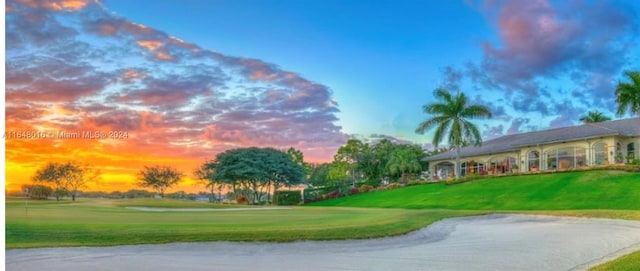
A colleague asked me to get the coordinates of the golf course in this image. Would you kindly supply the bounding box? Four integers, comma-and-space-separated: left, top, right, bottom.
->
6, 170, 640, 270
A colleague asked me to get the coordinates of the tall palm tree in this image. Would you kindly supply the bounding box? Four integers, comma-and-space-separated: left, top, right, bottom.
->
415, 89, 492, 178
579, 111, 611, 123
615, 71, 640, 116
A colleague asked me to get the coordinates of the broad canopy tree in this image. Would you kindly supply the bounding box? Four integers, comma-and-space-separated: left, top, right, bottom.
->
33, 162, 66, 201
201, 147, 305, 204
324, 139, 426, 186
194, 162, 226, 203
334, 139, 366, 186
33, 162, 99, 201
306, 163, 331, 187
138, 165, 183, 198
387, 144, 424, 184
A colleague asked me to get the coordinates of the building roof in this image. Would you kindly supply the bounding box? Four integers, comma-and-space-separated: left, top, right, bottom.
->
424, 117, 640, 161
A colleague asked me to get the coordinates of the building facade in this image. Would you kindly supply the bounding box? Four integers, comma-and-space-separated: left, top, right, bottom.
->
425, 118, 640, 179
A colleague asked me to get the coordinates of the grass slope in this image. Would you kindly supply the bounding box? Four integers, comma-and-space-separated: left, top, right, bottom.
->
590, 250, 640, 271
309, 171, 640, 210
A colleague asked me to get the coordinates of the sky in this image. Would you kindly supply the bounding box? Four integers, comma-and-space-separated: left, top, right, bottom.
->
5, 0, 640, 193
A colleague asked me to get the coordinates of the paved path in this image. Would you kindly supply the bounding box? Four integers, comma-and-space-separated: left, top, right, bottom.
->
7, 214, 640, 271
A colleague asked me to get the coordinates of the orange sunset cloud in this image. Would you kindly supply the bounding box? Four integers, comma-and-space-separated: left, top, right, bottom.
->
6, 0, 346, 194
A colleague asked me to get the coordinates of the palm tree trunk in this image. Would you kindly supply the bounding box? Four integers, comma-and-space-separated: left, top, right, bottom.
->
455, 146, 461, 179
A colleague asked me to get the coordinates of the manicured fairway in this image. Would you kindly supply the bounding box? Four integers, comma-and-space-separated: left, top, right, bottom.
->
6, 171, 640, 270
5, 198, 479, 248
8, 214, 640, 271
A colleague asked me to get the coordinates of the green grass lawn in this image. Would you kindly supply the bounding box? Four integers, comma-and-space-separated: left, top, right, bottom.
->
590, 250, 640, 271
5, 197, 479, 248
6, 171, 639, 270
308, 171, 640, 210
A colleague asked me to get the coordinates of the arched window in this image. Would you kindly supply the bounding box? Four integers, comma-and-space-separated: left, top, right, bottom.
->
594, 143, 607, 165
528, 151, 540, 171
435, 162, 454, 179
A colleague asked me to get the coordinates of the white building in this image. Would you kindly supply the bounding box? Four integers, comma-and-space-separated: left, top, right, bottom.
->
425, 117, 640, 178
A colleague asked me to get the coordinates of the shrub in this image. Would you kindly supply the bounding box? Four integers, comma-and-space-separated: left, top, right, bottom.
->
273, 190, 302, 205
324, 190, 343, 199
236, 195, 249, 205
385, 183, 400, 190
358, 184, 374, 193
349, 187, 359, 195
363, 179, 382, 187
22, 184, 53, 200
303, 184, 351, 203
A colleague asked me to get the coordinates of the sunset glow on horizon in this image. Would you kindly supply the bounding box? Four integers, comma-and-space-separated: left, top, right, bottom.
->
5, 0, 345, 193
6, 0, 640, 193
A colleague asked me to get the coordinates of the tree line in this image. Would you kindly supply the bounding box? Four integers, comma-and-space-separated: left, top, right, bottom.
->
27, 142, 433, 203
27, 70, 640, 201
29, 162, 100, 201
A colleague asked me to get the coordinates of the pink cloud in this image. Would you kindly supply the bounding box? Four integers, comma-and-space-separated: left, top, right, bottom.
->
9, 0, 90, 11
460, 0, 637, 120
6, 0, 347, 175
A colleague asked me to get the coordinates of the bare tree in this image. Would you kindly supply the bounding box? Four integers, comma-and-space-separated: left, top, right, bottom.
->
138, 166, 183, 198
62, 162, 101, 201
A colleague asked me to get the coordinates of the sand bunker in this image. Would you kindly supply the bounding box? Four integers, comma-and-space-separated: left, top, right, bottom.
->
7, 214, 640, 271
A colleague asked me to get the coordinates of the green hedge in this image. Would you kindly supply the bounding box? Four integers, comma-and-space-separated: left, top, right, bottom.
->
273, 190, 302, 205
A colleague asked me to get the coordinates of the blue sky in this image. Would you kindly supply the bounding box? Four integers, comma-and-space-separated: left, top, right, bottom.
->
102, 0, 640, 143
101, 1, 492, 143
5, 0, 640, 190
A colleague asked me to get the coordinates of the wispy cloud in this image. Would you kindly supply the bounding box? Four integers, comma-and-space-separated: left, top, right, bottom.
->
5, 0, 347, 191
448, 0, 638, 137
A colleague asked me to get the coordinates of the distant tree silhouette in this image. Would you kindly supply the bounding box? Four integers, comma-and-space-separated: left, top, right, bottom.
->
33, 162, 99, 201
138, 165, 183, 198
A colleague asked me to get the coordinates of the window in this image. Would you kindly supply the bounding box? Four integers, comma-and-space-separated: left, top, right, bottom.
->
488, 156, 515, 174
528, 151, 540, 171
545, 147, 587, 169
628, 143, 636, 160
462, 160, 485, 176
594, 143, 607, 165
435, 162, 454, 179
615, 142, 624, 163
